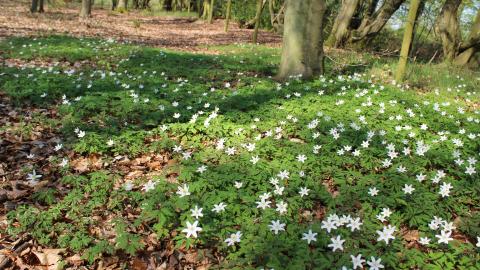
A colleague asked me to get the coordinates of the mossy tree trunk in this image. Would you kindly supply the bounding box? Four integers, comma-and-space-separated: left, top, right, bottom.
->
435, 0, 461, 62
396, 0, 421, 82
252, 0, 264, 43
208, 0, 215, 23
80, 0, 92, 18
224, 0, 232, 32
202, 0, 210, 20
454, 10, 480, 67
351, 0, 405, 43
326, 0, 361, 48
277, 0, 326, 80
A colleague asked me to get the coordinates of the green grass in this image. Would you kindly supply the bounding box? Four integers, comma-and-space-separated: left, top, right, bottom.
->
1, 36, 480, 269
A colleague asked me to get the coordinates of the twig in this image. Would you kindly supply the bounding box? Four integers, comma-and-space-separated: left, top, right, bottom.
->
427, 49, 438, 65
0, 239, 32, 269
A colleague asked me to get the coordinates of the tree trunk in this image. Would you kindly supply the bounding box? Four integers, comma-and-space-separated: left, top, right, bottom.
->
435, 0, 461, 62
326, 0, 361, 48
277, 0, 326, 80
80, 0, 92, 18
112, 0, 118, 10
454, 9, 480, 66
352, 0, 405, 43
208, 0, 215, 23
117, 0, 128, 10
38, 0, 45, 13
252, 0, 264, 43
31, 0, 39, 13
224, 0, 232, 32
396, 0, 421, 82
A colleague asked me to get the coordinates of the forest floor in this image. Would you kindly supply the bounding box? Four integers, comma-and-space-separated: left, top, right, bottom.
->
0, 0, 281, 53
1, 1, 480, 270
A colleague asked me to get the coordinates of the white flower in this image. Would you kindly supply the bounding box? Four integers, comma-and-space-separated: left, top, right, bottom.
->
296, 154, 307, 163
419, 237, 431, 246
275, 201, 288, 215
268, 220, 286, 234
274, 185, 284, 195
346, 217, 362, 232
26, 170, 42, 185
277, 170, 289, 180
436, 229, 453, 244
321, 219, 338, 233
351, 254, 365, 269
197, 165, 207, 174
439, 182, 452, 197
182, 221, 202, 238
402, 184, 415, 195
59, 158, 68, 167
299, 187, 310, 197
54, 143, 63, 151
142, 180, 156, 192
250, 155, 260, 164
225, 231, 242, 246
302, 229, 317, 244
366, 256, 384, 270
476, 236, 480, 248
376, 225, 396, 245
368, 187, 379, 196
190, 205, 203, 219
212, 202, 227, 213
234, 181, 243, 189
77, 130, 86, 138
328, 235, 345, 252
256, 199, 271, 210
176, 184, 191, 197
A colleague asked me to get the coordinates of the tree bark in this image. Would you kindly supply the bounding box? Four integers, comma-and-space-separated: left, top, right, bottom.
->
38, 0, 45, 13
31, 0, 39, 13
396, 0, 421, 82
112, 0, 118, 10
454, 9, 480, 67
117, 0, 128, 10
277, 0, 326, 80
202, 0, 209, 19
326, 0, 361, 48
208, 0, 215, 23
352, 0, 405, 42
252, 0, 264, 43
224, 0, 232, 32
435, 0, 461, 62
80, 0, 92, 18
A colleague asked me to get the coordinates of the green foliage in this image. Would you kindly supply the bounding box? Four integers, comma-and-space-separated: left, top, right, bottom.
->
2, 36, 479, 269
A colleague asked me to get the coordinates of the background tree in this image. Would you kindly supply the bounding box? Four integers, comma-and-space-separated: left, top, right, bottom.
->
224, 0, 232, 32
208, 0, 215, 23
117, 0, 128, 11
80, 0, 92, 18
351, 0, 405, 44
252, 0, 265, 43
277, 0, 326, 80
454, 9, 480, 66
30, 0, 45, 13
435, 0, 462, 62
326, 0, 361, 48
396, 0, 422, 81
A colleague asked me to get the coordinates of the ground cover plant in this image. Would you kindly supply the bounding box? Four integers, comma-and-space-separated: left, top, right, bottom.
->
1, 35, 480, 269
